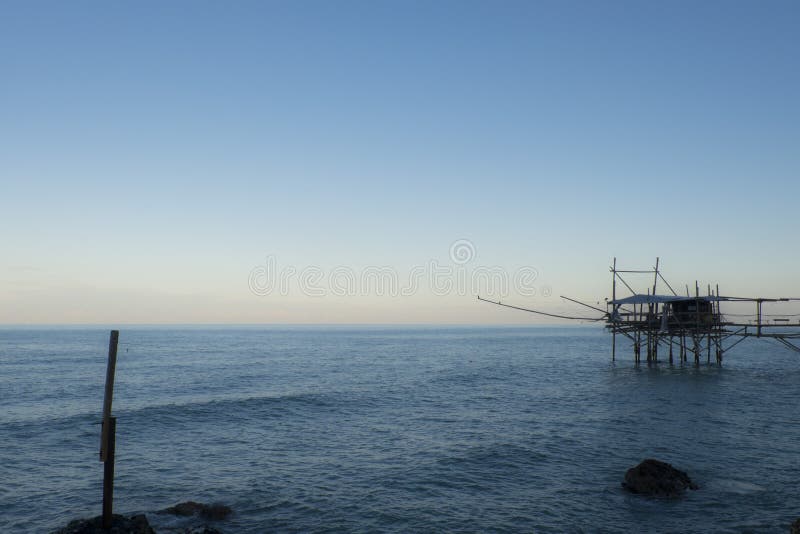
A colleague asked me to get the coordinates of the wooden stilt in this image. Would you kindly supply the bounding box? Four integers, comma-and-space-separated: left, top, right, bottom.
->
653, 332, 658, 363
680, 333, 686, 363
612, 330, 616, 362
612, 258, 616, 362
669, 337, 674, 364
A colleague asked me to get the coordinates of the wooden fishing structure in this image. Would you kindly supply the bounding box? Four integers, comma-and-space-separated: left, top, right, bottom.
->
479, 258, 800, 365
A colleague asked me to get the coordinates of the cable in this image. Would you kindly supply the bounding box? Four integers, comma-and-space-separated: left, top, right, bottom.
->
477, 296, 605, 321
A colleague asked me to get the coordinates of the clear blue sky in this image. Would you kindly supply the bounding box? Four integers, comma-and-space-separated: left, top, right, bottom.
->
2, 1, 798, 323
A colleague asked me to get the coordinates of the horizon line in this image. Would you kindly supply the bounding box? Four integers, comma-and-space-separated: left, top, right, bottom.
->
0, 322, 601, 328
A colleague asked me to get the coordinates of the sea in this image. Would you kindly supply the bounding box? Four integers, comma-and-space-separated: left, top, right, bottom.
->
1, 326, 798, 533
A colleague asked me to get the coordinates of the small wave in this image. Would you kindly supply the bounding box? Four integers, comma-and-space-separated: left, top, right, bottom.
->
0, 390, 356, 434
707, 478, 767, 495
119, 390, 354, 427
433, 442, 549, 479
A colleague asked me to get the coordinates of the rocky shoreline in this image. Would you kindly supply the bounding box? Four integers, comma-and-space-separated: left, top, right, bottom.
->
53, 481, 800, 532
52, 501, 231, 534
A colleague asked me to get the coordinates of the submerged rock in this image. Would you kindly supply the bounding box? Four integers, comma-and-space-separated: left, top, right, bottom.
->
622, 458, 698, 497
184, 527, 223, 534
158, 501, 232, 520
52, 513, 154, 534
791, 517, 800, 534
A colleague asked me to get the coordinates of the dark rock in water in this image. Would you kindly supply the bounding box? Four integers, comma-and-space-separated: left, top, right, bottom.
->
622, 458, 698, 497
184, 527, 223, 534
52, 513, 154, 534
790, 517, 800, 534
159, 501, 232, 520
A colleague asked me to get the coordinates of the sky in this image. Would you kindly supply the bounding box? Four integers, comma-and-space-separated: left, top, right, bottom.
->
1, 0, 798, 324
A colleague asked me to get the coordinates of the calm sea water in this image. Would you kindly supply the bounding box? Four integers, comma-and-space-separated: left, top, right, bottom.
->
1, 326, 798, 533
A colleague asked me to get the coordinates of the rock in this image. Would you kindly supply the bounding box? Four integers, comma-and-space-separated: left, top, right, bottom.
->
184, 527, 223, 534
791, 517, 800, 534
622, 458, 698, 497
52, 513, 154, 534
158, 501, 232, 520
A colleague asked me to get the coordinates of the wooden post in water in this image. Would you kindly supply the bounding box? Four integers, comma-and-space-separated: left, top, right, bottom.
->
669, 336, 673, 365
102, 417, 117, 528
716, 284, 723, 365
653, 328, 658, 363
611, 258, 616, 362
756, 300, 763, 338
694, 282, 700, 366
707, 285, 712, 364
100, 330, 119, 529
682, 333, 686, 363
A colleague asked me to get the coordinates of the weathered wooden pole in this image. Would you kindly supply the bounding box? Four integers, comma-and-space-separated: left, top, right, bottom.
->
653, 329, 658, 363
682, 333, 687, 363
612, 258, 616, 362
100, 330, 119, 529
756, 300, 763, 338
669, 336, 674, 365
716, 284, 723, 365
102, 417, 117, 528
652, 257, 659, 295
694, 283, 700, 366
